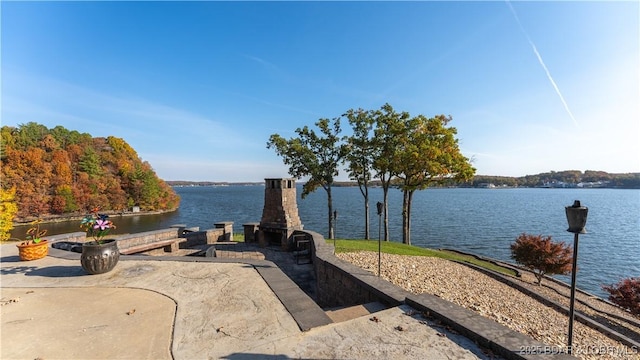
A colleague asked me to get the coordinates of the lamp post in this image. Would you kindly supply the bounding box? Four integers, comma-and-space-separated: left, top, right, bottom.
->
376, 202, 383, 277
565, 200, 588, 355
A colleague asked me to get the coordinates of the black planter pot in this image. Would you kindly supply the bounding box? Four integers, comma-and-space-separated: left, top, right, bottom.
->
81, 239, 120, 275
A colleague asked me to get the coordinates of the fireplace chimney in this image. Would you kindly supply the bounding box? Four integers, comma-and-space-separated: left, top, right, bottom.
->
258, 178, 303, 249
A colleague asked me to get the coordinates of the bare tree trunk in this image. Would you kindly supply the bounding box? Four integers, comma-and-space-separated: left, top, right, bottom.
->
326, 186, 334, 239
406, 190, 414, 246
382, 186, 390, 241
357, 179, 371, 240
364, 194, 371, 240
363, 186, 370, 239
402, 189, 409, 244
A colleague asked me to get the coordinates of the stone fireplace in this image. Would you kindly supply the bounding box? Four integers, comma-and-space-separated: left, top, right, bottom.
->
258, 178, 303, 250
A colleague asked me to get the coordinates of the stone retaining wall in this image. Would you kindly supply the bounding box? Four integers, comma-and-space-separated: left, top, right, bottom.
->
301, 230, 405, 308
302, 229, 576, 360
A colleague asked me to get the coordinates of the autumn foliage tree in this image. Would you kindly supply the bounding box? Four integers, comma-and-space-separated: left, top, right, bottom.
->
0, 187, 19, 241
510, 233, 573, 285
602, 277, 640, 316
1, 122, 180, 221
392, 114, 475, 245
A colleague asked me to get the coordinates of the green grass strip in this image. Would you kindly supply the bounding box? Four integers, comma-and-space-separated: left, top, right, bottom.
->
329, 238, 518, 277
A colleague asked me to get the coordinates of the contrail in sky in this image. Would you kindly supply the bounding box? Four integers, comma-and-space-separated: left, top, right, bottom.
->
506, 1, 579, 127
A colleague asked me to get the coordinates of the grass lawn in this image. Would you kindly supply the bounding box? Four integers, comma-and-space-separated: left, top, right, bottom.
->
232, 233, 245, 242
329, 238, 518, 277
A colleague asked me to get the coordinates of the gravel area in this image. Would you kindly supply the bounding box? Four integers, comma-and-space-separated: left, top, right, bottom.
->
514, 271, 640, 344
337, 251, 640, 360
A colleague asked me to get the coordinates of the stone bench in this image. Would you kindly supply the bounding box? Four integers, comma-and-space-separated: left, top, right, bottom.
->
115, 228, 183, 255
119, 238, 184, 255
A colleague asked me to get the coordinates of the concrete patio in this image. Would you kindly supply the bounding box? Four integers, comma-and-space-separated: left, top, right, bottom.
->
1, 244, 499, 360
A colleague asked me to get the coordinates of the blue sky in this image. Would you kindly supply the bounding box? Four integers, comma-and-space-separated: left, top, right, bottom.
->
2, 1, 639, 182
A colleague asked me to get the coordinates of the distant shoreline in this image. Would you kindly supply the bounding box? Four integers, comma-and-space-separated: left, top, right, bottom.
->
12, 208, 179, 227
166, 176, 640, 189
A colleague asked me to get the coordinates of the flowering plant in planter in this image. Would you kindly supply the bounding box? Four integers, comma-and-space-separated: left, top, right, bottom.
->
24, 219, 47, 245
15, 219, 49, 261
80, 208, 116, 245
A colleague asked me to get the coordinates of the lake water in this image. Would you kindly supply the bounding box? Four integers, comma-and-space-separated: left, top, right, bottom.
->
12, 185, 639, 298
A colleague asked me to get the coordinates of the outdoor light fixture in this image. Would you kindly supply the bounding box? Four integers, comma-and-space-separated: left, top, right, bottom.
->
376, 201, 384, 277
565, 200, 588, 355
566, 200, 588, 234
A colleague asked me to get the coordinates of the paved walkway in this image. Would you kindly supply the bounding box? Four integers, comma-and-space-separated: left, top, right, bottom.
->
1, 244, 497, 360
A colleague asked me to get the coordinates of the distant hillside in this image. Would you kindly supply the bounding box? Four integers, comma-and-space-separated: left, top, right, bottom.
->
471, 170, 640, 189
170, 171, 639, 189
334, 170, 639, 188
1, 122, 180, 221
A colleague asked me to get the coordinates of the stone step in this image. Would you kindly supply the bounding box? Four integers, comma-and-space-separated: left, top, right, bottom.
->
324, 302, 388, 323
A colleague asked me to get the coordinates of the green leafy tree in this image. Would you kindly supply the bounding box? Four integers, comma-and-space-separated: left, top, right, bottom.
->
54, 185, 78, 213
371, 104, 409, 241
344, 108, 376, 239
79, 147, 103, 178
14, 122, 48, 149
394, 114, 475, 245
139, 163, 162, 210
49, 126, 88, 148
1, 126, 17, 161
510, 233, 573, 285
268, 118, 347, 239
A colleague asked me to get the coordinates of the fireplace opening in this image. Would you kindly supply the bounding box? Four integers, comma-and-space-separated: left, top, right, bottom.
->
262, 229, 287, 247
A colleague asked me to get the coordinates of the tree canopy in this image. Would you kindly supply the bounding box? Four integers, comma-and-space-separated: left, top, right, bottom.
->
268, 104, 475, 243
393, 114, 475, 244
344, 108, 376, 239
1, 122, 180, 221
267, 118, 347, 239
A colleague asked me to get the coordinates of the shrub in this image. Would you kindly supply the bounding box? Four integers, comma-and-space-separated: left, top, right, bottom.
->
602, 277, 640, 316
510, 233, 573, 285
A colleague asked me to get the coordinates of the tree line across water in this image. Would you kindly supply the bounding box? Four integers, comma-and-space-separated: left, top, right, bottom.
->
167, 169, 640, 189
470, 171, 639, 188
0, 122, 180, 229
333, 169, 640, 188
